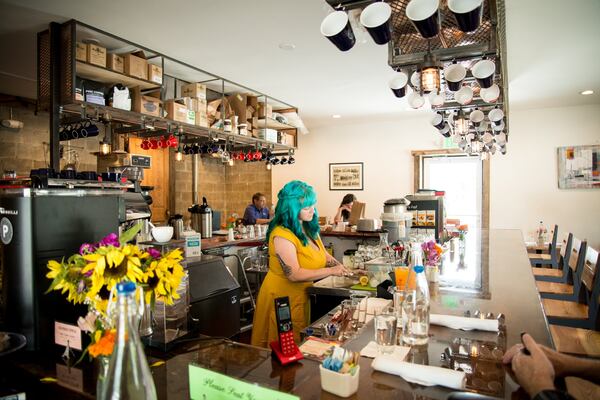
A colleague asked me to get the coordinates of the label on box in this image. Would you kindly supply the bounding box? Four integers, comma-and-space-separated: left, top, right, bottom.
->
186, 110, 196, 125
54, 321, 82, 350
189, 365, 299, 400
185, 234, 201, 258
85, 90, 105, 106
75, 42, 87, 62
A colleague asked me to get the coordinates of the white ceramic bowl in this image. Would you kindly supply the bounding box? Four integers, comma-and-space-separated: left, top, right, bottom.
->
152, 226, 173, 243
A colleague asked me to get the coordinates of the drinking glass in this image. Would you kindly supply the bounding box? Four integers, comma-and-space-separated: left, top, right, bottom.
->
394, 266, 409, 289
350, 293, 369, 327
374, 307, 397, 354
339, 300, 357, 340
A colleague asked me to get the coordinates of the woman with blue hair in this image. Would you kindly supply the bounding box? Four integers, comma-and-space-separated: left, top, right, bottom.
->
251, 180, 351, 348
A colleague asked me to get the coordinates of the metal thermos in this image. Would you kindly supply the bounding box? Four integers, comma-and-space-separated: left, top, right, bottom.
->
169, 214, 184, 240
189, 197, 212, 238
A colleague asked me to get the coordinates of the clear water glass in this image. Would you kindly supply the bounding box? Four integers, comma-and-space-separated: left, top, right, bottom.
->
374, 307, 397, 354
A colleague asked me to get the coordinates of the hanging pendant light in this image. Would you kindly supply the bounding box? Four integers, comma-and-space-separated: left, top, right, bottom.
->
453, 109, 469, 136
419, 52, 441, 94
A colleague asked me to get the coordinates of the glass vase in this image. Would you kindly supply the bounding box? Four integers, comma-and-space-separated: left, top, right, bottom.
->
96, 355, 110, 396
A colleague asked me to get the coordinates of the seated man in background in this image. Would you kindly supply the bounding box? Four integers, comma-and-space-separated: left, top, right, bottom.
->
243, 192, 271, 225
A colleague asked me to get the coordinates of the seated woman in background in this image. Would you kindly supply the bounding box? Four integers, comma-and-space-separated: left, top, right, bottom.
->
251, 180, 351, 348
333, 193, 356, 224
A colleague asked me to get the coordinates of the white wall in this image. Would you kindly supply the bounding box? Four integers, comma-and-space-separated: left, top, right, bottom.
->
274, 104, 600, 248
272, 111, 441, 221
491, 104, 600, 248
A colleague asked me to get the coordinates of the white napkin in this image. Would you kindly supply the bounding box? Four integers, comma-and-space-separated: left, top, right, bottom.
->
360, 341, 410, 359
372, 355, 466, 390
430, 314, 499, 332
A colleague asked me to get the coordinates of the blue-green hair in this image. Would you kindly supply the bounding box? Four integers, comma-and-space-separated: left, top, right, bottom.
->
266, 180, 320, 246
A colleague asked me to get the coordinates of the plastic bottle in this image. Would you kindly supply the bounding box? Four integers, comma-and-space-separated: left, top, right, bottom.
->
402, 265, 430, 345
537, 221, 547, 245
99, 281, 157, 400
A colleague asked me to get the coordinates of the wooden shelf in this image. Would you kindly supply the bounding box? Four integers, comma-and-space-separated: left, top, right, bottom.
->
61, 102, 296, 151
255, 117, 297, 130
76, 61, 160, 90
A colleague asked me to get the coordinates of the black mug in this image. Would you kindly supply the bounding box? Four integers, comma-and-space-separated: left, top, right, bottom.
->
406, 0, 440, 39
472, 59, 496, 89
389, 72, 409, 98
360, 2, 392, 45
321, 11, 356, 52
448, 0, 484, 33
60, 169, 76, 180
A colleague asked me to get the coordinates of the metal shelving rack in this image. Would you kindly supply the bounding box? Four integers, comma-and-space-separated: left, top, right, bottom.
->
37, 20, 299, 170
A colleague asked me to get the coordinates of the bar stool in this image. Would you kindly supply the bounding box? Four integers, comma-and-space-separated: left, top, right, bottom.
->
533, 233, 572, 282
528, 224, 559, 269
536, 238, 586, 301
546, 247, 600, 357
543, 246, 600, 330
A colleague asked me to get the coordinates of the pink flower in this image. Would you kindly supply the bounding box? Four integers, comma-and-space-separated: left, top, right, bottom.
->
79, 243, 95, 255
148, 248, 161, 259
100, 233, 120, 247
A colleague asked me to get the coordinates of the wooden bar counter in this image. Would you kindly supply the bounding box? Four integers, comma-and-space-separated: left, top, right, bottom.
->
1, 229, 552, 399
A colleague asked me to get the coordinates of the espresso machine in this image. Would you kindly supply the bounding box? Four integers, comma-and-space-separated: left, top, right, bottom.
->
97, 153, 152, 193
0, 188, 125, 350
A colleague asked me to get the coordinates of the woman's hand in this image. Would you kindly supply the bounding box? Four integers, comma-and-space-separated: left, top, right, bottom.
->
340, 204, 352, 212
328, 263, 352, 277
508, 333, 556, 398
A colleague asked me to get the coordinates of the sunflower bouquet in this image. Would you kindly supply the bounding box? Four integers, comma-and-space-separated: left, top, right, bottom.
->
45, 223, 185, 358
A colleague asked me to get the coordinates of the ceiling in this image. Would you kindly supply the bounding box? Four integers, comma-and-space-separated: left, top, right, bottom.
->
0, 0, 598, 128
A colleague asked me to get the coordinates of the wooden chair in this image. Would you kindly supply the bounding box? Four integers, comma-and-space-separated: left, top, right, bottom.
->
529, 224, 559, 269
536, 238, 586, 301
533, 233, 572, 283
543, 246, 600, 330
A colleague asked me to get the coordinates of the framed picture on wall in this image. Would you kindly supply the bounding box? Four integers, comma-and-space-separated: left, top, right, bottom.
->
557, 145, 600, 189
329, 162, 364, 191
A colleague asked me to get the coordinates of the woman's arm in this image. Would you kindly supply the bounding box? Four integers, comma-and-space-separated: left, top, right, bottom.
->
333, 204, 351, 224
274, 236, 350, 282
325, 251, 343, 267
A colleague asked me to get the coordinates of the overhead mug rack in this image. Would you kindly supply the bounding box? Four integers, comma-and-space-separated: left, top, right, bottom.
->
37, 20, 301, 170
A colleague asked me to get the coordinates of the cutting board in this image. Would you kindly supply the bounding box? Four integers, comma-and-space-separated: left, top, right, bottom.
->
350, 284, 377, 292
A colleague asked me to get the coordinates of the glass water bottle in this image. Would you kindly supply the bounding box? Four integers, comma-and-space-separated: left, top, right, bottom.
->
402, 265, 430, 345
99, 281, 157, 400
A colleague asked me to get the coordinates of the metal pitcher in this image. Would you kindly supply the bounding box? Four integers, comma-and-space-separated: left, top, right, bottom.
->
169, 214, 184, 240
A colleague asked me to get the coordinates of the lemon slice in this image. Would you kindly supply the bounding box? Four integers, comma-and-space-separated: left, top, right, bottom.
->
359, 276, 369, 286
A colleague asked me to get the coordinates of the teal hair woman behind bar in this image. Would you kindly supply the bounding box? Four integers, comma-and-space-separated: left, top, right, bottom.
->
251, 180, 350, 348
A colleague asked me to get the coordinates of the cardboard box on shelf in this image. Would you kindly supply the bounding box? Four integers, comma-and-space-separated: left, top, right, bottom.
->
76, 42, 87, 62
164, 99, 190, 123
257, 102, 273, 119
197, 98, 207, 114
124, 53, 148, 80
131, 87, 161, 117
227, 92, 247, 125
181, 82, 206, 99
182, 97, 195, 111
107, 53, 124, 73
246, 105, 255, 120
195, 112, 209, 127
86, 44, 107, 67
148, 64, 163, 84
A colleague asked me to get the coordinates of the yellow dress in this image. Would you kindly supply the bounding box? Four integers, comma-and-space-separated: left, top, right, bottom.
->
250, 226, 326, 348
